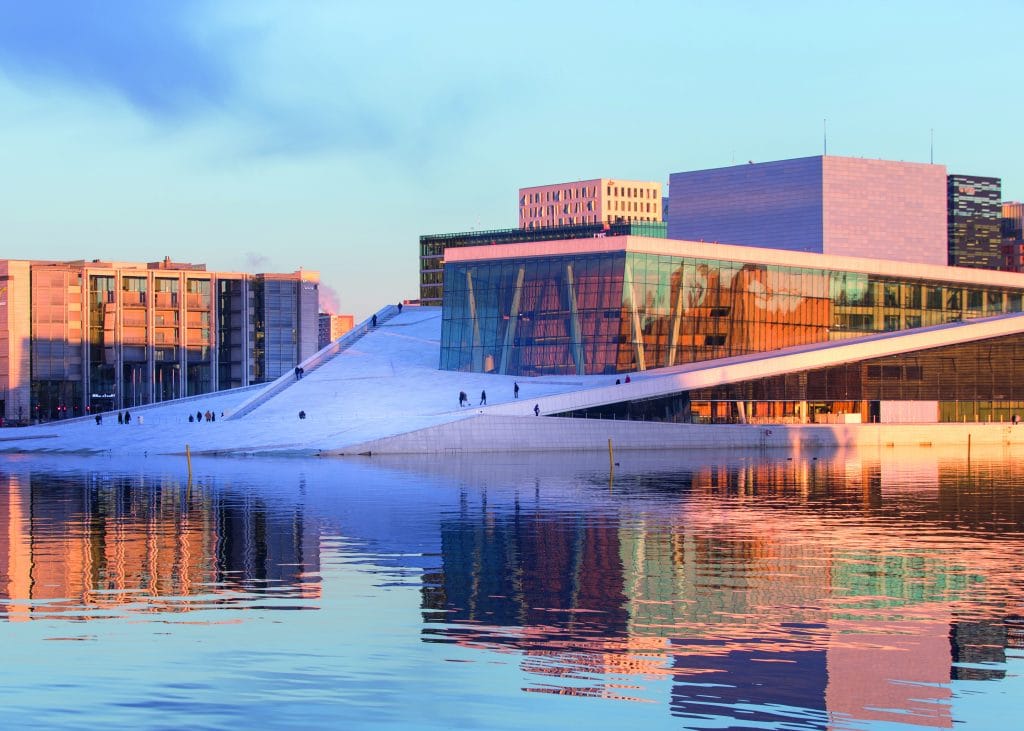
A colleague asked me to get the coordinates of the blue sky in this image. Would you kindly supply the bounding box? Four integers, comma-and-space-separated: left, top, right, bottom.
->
0, 1, 1021, 318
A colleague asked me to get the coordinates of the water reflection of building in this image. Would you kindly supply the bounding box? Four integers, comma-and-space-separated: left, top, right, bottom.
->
0, 470, 319, 620
422, 456, 1024, 727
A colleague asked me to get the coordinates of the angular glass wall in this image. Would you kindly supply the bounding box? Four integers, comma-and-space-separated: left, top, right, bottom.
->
441, 251, 1024, 376
441, 253, 626, 376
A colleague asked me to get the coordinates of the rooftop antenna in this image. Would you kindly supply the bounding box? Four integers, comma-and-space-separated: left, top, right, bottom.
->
823, 118, 828, 156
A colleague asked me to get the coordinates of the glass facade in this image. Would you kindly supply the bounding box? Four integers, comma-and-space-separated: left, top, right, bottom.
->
88, 274, 117, 414
948, 174, 1002, 270
420, 221, 666, 306
217, 278, 249, 389
554, 332, 1024, 425
440, 249, 1024, 377
7, 260, 318, 423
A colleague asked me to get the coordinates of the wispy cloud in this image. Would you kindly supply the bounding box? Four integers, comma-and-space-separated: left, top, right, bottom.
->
0, 2, 506, 163
0, 1, 233, 119
318, 282, 341, 314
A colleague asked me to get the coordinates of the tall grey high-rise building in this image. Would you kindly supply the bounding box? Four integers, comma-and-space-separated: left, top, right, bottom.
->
947, 174, 1002, 269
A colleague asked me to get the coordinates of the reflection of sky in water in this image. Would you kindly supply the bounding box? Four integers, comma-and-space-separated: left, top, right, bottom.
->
0, 451, 1022, 729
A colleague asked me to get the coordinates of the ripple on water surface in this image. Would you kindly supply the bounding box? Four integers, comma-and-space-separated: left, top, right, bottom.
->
0, 449, 1022, 729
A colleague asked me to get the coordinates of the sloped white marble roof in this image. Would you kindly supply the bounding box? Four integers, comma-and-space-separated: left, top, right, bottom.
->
4, 307, 1024, 457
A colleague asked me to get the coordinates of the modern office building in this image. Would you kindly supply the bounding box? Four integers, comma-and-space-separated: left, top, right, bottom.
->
439, 234, 1024, 422
0, 258, 319, 423
318, 313, 355, 349
1004, 202, 1024, 240
947, 174, 1002, 269
519, 179, 662, 230
667, 156, 948, 265
419, 220, 666, 306
1002, 202, 1024, 273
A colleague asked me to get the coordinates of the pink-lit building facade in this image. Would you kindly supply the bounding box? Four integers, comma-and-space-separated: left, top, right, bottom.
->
0, 258, 319, 423
1003, 201, 1024, 273
667, 156, 949, 265
519, 178, 662, 230
318, 313, 355, 349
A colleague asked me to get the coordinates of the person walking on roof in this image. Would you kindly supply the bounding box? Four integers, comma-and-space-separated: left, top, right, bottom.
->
513, 382, 519, 399
480, 390, 487, 406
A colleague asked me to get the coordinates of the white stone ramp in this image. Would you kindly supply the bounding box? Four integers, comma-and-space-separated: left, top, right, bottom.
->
0, 307, 593, 455
6, 308, 1024, 456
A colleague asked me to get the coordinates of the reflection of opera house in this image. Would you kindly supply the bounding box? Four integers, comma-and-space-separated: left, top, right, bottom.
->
441, 236, 1024, 424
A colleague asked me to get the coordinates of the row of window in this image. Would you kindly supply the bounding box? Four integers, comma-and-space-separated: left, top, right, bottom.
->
521, 186, 596, 205
606, 185, 658, 199
520, 184, 660, 207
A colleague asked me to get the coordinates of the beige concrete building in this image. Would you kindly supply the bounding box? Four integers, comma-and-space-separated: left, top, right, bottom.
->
519, 178, 662, 230
318, 313, 355, 349
0, 258, 319, 423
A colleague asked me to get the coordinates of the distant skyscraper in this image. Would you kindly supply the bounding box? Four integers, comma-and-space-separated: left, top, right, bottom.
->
519, 178, 662, 230
947, 174, 1002, 269
668, 156, 948, 265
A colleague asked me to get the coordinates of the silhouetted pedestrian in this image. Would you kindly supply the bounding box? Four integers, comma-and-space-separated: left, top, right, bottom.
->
534, 404, 540, 416
513, 382, 519, 399
625, 375, 631, 383
295, 366, 301, 380
615, 379, 621, 385
189, 414, 194, 423
211, 411, 216, 422
397, 302, 403, 314
480, 390, 487, 405
118, 412, 123, 425
196, 410, 202, 422
125, 410, 131, 424
95, 414, 102, 425
459, 391, 468, 407
372, 313, 378, 327
299, 410, 306, 419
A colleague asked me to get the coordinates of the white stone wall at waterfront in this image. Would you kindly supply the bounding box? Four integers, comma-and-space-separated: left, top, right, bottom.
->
335, 416, 1024, 456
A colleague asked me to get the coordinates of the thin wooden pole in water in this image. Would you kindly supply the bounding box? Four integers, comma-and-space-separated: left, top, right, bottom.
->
186, 443, 193, 481
608, 438, 614, 489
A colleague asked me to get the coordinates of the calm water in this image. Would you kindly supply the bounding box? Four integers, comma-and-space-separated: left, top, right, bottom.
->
1, 448, 1022, 730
